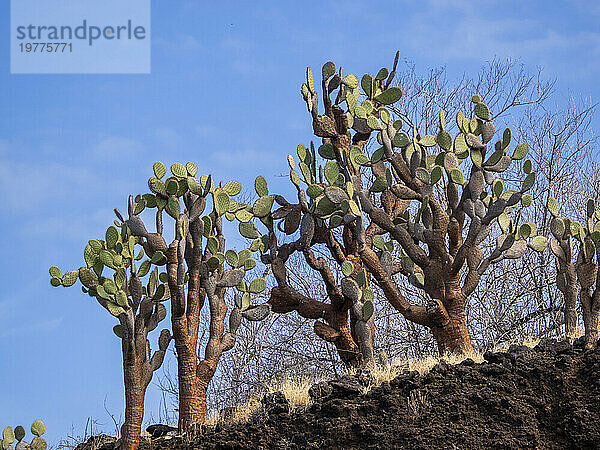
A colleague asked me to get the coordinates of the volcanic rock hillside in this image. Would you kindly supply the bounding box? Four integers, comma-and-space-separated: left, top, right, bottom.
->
79, 338, 600, 450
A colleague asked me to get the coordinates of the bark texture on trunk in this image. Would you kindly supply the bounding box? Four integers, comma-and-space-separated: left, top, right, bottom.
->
431, 311, 474, 355
562, 263, 578, 341
430, 278, 474, 355
174, 327, 202, 430
581, 289, 600, 349
121, 353, 146, 450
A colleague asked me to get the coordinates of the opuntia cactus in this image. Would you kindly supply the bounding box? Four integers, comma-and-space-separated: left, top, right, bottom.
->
126, 163, 270, 431
1, 421, 46, 450
259, 53, 543, 357
50, 210, 171, 450
547, 196, 600, 347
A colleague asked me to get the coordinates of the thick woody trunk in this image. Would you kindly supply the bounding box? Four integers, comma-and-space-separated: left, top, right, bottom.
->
174, 327, 203, 430
582, 302, 599, 349
197, 379, 209, 424
562, 264, 578, 341
429, 278, 474, 355
121, 355, 146, 450
431, 311, 474, 355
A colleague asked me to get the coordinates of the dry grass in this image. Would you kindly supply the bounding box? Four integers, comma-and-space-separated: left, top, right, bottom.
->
207, 374, 327, 427
210, 333, 586, 427
211, 350, 491, 426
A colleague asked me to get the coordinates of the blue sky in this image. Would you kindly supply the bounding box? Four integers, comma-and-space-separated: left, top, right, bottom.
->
1, 0, 599, 446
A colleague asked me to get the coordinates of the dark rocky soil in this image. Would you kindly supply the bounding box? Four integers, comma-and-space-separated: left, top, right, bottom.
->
79, 338, 600, 449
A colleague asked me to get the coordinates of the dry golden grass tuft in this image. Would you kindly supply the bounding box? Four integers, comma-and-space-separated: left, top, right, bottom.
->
207, 374, 327, 427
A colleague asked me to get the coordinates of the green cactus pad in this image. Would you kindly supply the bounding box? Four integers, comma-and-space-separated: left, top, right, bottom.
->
151, 250, 166, 265
363, 300, 374, 321
3, 427, 14, 445
115, 290, 128, 308
148, 177, 167, 196
343, 74, 359, 89
521, 194, 533, 207
166, 196, 181, 219
374, 87, 402, 105
137, 260, 151, 277
521, 172, 536, 192
547, 197, 559, 216
185, 162, 197, 177
224, 180, 242, 196
207, 236, 219, 255
323, 162, 340, 185
50, 277, 62, 287
341, 260, 354, 277
165, 178, 179, 196
100, 250, 114, 267
49, 266, 61, 278
512, 143, 529, 160
248, 277, 267, 294
153, 161, 166, 179
186, 176, 202, 195
474, 102, 490, 121
502, 128, 512, 149
62, 270, 79, 287
370, 176, 388, 193
113, 324, 123, 338
153, 283, 166, 301
30, 421, 45, 438
528, 236, 548, 252
255, 176, 268, 197
215, 192, 230, 216
106, 301, 125, 317
105, 226, 119, 249
242, 292, 251, 309
430, 166, 443, 185
306, 184, 324, 199
587, 199, 596, 218
170, 163, 187, 179
103, 279, 117, 295
13, 427, 25, 443
322, 61, 335, 80
225, 249, 239, 267
253, 196, 274, 218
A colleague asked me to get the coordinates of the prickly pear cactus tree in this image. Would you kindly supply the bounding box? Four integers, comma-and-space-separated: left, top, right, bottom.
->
547, 197, 600, 348
50, 210, 171, 450
288, 52, 544, 355
1, 421, 46, 450
244, 169, 376, 368
128, 162, 270, 430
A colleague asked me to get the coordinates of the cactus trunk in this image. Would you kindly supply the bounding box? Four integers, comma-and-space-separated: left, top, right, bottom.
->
174, 323, 203, 430
121, 347, 146, 450
430, 278, 474, 355
431, 311, 474, 355
562, 264, 578, 341
581, 289, 600, 349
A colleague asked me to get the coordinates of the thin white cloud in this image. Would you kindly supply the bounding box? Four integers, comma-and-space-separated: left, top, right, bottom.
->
90, 136, 145, 160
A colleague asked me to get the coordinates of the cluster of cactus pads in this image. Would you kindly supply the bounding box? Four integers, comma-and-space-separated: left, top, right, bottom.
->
547, 197, 600, 347
1, 421, 46, 450
50, 162, 271, 449
245, 52, 547, 358
47, 53, 600, 450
